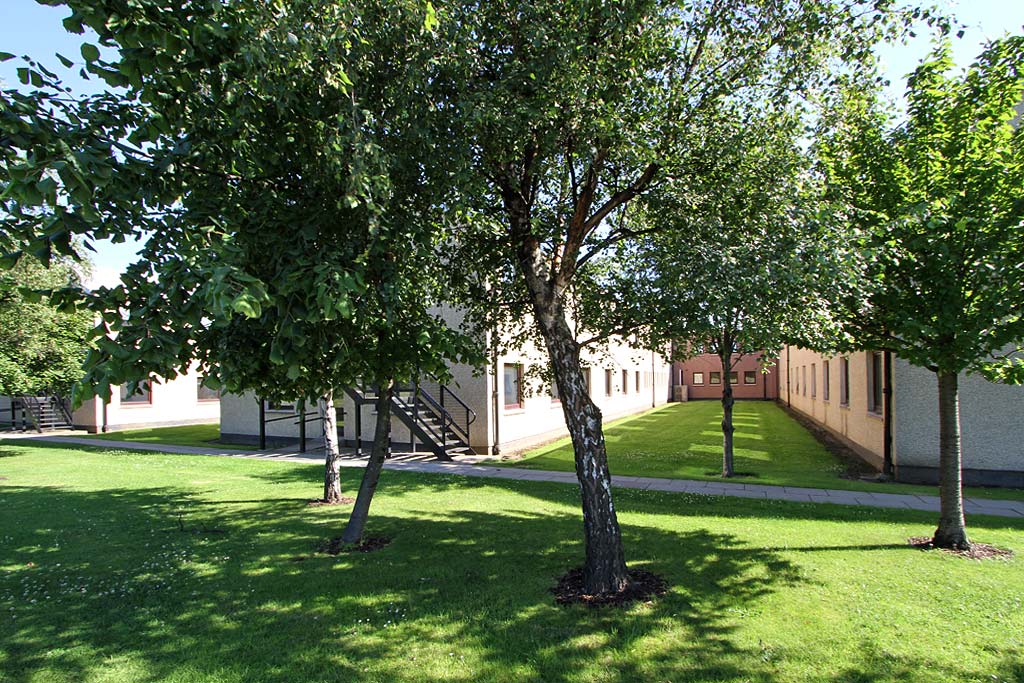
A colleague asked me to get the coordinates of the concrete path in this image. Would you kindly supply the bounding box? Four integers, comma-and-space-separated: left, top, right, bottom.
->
13, 434, 1024, 519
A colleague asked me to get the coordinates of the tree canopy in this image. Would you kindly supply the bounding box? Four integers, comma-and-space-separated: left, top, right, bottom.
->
819, 37, 1024, 548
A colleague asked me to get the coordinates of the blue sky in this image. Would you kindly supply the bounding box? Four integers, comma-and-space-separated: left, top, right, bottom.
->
2, 0, 1023, 287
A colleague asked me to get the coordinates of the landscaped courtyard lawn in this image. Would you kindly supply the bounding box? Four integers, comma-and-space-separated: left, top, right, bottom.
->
83, 423, 256, 450
1, 441, 1022, 683
511, 401, 1024, 501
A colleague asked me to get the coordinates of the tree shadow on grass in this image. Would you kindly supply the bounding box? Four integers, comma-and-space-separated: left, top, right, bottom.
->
1, 471, 1020, 683
0, 480, 803, 682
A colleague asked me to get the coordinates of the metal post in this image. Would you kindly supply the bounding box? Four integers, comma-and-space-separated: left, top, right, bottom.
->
258, 398, 266, 450
411, 380, 418, 454
354, 398, 362, 456
440, 385, 447, 454
298, 398, 306, 453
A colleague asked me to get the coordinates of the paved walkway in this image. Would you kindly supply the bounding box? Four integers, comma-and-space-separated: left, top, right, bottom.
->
13, 434, 1024, 519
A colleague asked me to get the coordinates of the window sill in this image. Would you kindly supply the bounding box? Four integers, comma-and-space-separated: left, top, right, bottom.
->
867, 410, 884, 420
504, 407, 526, 416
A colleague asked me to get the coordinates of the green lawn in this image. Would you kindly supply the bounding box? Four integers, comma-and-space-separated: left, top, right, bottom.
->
1, 441, 1022, 683
510, 401, 1024, 501
83, 423, 257, 450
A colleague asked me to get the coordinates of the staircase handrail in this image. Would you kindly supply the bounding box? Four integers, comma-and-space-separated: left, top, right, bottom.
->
15, 395, 44, 432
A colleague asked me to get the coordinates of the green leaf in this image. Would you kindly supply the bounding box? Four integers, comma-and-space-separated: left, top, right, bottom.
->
0, 52, 16, 62
80, 43, 100, 63
424, 2, 439, 32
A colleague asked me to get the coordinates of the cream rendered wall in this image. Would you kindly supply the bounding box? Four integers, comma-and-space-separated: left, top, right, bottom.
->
216, 304, 671, 455
493, 337, 670, 454
779, 346, 884, 468
893, 358, 1024, 476
73, 368, 220, 432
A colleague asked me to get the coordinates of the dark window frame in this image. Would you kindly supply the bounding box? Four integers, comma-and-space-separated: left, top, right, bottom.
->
503, 363, 524, 410
868, 351, 883, 414
120, 381, 153, 405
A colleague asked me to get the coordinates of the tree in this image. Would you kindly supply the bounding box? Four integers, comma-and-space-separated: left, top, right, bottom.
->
438, 0, 896, 594
0, 255, 92, 398
611, 110, 844, 477
819, 37, 1024, 549
1, 0, 479, 520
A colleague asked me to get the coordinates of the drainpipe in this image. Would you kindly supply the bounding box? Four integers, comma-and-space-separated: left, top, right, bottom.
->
883, 350, 894, 478
651, 350, 656, 407
491, 331, 501, 456
785, 347, 791, 408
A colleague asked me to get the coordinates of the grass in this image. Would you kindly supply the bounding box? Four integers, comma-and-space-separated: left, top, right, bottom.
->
82, 423, 257, 450
509, 401, 1024, 501
1, 440, 1022, 683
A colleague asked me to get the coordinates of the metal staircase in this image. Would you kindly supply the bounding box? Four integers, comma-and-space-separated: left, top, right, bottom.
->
345, 375, 476, 460
11, 394, 74, 432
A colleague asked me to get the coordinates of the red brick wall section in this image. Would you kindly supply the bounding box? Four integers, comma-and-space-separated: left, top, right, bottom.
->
672, 354, 779, 400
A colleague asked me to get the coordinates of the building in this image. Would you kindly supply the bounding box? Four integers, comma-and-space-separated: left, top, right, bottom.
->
219, 311, 672, 456
671, 353, 779, 401
3, 368, 221, 433
779, 346, 1024, 488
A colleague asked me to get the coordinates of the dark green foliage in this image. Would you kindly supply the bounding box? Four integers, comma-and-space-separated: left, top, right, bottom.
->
1, 0, 483, 405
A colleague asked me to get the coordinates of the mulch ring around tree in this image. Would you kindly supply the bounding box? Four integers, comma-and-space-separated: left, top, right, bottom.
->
307, 497, 356, 507
552, 567, 668, 607
908, 537, 1014, 560
319, 536, 392, 555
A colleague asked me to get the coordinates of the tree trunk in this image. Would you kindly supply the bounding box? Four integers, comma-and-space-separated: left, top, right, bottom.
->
540, 311, 629, 595
720, 353, 735, 478
501, 186, 628, 595
932, 371, 970, 549
320, 389, 343, 504
341, 380, 393, 545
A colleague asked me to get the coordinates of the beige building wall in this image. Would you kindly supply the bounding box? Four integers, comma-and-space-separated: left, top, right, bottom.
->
73, 367, 220, 433
778, 346, 885, 468
219, 305, 671, 455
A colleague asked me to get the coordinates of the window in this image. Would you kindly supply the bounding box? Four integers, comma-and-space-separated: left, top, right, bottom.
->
120, 381, 152, 404
550, 379, 560, 404
811, 363, 817, 398
692, 372, 705, 385
196, 375, 220, 402
744, 371, 756, 385
795, 367, 799, 394
605, 369, 613, 397
264, 399, 296, 412
709, 371, 722, 385
868, 351, 883, 414
802, 366, 807, 396
840, 357, 850, 406
622, 369, 629, 394
584, 368, 592, 396
823, 360, 830, 401
503, 363, 523, 409
635, 371, 640, 392
729, 371, 739, 385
